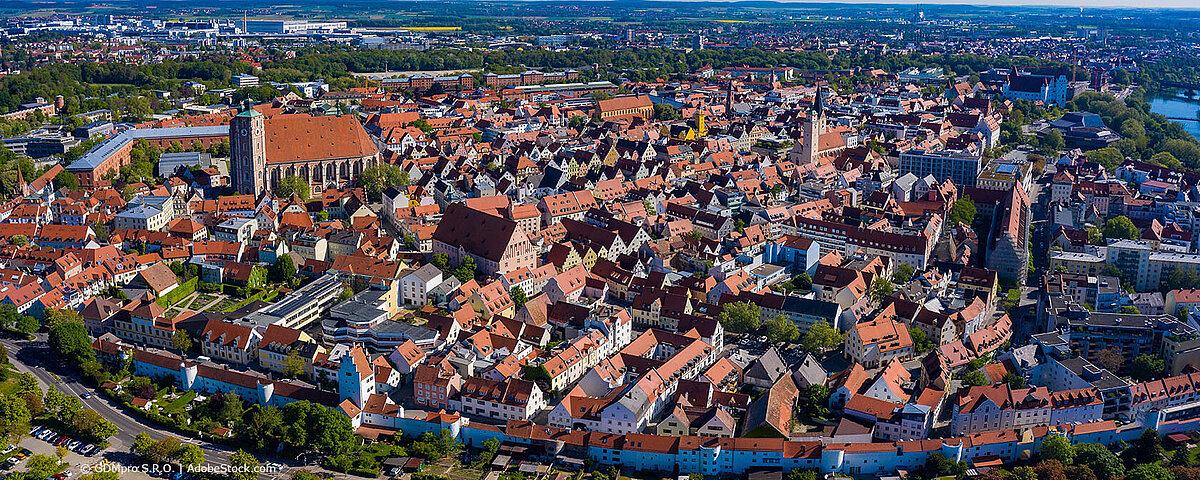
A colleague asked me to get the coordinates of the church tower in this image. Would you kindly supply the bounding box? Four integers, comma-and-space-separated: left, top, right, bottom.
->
230, 100, 267, 196
694, 107, 707, 138
800, 85, 827, 165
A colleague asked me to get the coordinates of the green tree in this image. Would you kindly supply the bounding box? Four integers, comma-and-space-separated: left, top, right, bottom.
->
1044, 129, 1066, 151
909, 328, 933, 353
1126, 463, 1173, 480
1041, 435, 1074, 464
0, 394, 31, 448
283, 348, 307, 378
240, 405, 284, 451
1074, 443, 1125, 480
652, 103, 679, 120
48, 320, 93, 364
1133, 428, 1164, 465
718, 301, 760, 333
359, 164, 410, 202
454, 256, 477, 283
229, 449, 261, 480
274, 175, 310, 201
71, 409, 117, 442
1121, 305, 1142, 314
172, 330, 192, 353
178, 443, 204, 468
891, 264, 915, 284
269, 255, 297, 283
23, 454, 64, 480
793, 272, 812, 290
9, 235, 28, 246
869, 276, 893, 304
764, 315, 800, 343
947, 197, 976, 226
510, 286, 528, 310
1133, 354, 1165, 382
801, 321, 842, 354
15, 315, 38, 334
1003, 372, 1027, 389
1103, 216, 1140, 240
964, 369, 989, 386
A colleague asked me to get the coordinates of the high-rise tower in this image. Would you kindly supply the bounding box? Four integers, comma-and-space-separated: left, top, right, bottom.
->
230, 100, 267, 196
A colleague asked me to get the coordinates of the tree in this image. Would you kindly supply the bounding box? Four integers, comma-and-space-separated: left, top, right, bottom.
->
1041, 435, 1074, 463
1094, 347, 1125, 372
1133, 428, 1164, 465
1133, 354, 1165, 382
269, 255, 296, 283
1003, 372, 1027, 389
964, 369, 989, 386
178, 443, 204, 468
337, 285, 354, 302
869, 276, 893, 304
48, 320, 93, 364
1010, 466, 1037, 480
1127, 463, 1173, 480
15, 315, 38, 334
1074, 443, 1125, 480
23, 454, 64, 480
801, 321, 842, 354
510, 286, 528, 310
1103, 216, 1140, 240
0, 394, 31, 449
229, 449, 261, 480
764, 315, 800, 343
432, 253, 450, 272
909, 328, 933, 353
454, 256, 477, 283
1035, 460, 1069, 480
925, 453, 954, 476
132, 432, 154, 458
718, 301, 760, 333
240, 405, 283, 451
652, 103, 679, 120
274, 175, 310, 201
1121, 305, 1142, 314
891, 264, 915, 284
359, 164, 410, 202
71, 409, 117, 441
948, 197, 976, 226
172, 330, 192, 353
1044, 129, 1066, 151
283, 348, 307, 378
9, 235, 27, 246
793, 272, 812, 290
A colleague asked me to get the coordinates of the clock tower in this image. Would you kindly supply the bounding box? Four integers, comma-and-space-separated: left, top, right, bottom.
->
230, 100, 267, 196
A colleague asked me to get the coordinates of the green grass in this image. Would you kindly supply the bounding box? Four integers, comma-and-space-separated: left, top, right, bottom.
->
161, 390, 196, 414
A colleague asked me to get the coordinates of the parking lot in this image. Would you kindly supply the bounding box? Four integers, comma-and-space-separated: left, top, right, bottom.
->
2, 424, 111, 480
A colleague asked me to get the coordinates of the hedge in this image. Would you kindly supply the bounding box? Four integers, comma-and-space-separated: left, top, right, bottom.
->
156, 277, 198, 307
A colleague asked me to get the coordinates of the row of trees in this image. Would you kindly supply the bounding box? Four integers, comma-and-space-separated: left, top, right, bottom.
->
717, 301, 843, 352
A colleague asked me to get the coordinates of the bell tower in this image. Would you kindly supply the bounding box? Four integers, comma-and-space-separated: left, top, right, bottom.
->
800, 85, 827, 165
230, 100, 267, 196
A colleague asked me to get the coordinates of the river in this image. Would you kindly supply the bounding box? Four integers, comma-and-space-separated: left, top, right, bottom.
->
1150, 94, 1200, 139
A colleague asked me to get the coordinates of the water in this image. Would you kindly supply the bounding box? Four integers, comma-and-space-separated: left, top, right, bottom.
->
1150, 94, 1200, 139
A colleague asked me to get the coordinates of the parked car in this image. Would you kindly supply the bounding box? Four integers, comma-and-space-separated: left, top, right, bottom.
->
65, 441, 81, 451
78, 445, 95, 456
53, 436, 70, 447
80, 393, 91, 400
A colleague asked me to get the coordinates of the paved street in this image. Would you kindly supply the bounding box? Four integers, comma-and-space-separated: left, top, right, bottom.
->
0, 335, 296, 479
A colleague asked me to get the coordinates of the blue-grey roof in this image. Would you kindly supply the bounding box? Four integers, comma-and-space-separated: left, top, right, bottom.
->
115, 206, 162, 220
68, 126, 227, 172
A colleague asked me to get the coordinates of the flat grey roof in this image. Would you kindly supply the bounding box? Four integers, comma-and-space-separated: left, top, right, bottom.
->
68, 126, 227, 171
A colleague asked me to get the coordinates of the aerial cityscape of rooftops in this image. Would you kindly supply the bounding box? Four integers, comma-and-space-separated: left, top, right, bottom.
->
2, 1, 1200, 480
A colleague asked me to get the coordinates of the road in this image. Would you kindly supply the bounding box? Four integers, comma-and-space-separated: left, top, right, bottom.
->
0, 335, 289, 479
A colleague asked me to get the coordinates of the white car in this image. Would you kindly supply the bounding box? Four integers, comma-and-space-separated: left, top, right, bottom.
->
78, 445, 96, 456
66, 440, 82, 451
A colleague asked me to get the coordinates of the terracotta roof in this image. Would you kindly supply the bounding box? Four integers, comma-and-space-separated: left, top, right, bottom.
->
264, 114, 378, 164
